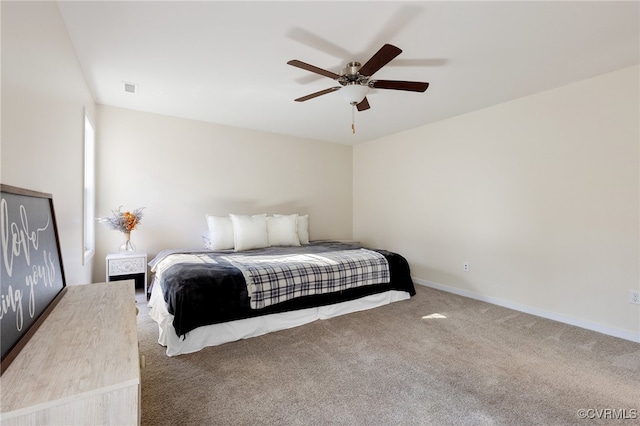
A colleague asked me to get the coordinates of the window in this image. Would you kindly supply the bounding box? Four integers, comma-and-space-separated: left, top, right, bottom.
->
83, 110, 95, 263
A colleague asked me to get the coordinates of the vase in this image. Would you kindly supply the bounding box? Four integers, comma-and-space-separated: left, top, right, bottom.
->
119, 232, 136, 253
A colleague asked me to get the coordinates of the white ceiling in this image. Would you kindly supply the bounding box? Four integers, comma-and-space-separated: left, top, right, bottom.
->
57, 1, 639, 145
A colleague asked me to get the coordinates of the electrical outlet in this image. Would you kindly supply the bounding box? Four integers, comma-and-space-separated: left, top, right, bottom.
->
630, 290, 640, 305
463, 262, 469, 272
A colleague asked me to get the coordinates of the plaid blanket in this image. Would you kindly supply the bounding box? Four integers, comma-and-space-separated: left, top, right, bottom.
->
223, 248, 390, 309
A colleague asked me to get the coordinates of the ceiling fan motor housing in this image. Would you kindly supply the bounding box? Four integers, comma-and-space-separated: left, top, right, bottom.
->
340, 62, 369, 87
344, 62, 361, 77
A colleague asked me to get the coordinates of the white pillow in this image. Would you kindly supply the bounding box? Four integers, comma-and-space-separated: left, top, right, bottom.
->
296, 214, 310, 244
202, 230, 213, 249
276, 214, 309, 244
266, 214, 300, 247
230, 214, 269, 251
205, 215, 234, 250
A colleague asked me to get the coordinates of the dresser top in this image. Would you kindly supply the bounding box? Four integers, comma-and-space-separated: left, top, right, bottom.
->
0, 281, 139, 415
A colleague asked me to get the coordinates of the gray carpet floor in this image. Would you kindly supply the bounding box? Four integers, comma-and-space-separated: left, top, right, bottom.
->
136, 285, 640, 426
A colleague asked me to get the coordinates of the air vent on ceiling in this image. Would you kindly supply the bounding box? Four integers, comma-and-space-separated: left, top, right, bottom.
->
123, 82, 138, 94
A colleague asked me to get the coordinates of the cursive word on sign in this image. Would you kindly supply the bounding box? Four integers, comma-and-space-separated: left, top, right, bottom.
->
0, 284, 24, 331
0, 197, 56, 331
1, 198, 50, 278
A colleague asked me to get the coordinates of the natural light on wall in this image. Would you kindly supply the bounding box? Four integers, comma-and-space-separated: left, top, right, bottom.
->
83, 110, 95, 264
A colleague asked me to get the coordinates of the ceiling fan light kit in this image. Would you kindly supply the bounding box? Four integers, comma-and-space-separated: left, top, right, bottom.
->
288, 43, 429, 134
341, 83, 369, 105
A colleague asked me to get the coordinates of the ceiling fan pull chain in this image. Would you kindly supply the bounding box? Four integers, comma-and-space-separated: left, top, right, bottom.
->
352, 104, 356, 134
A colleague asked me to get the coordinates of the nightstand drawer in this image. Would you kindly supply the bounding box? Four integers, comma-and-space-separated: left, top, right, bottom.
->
108, 256, 146, 276
106, 252, 148, 297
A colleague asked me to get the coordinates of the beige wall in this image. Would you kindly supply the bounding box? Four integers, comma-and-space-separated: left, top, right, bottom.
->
354, 66, 640, 341
1, 1, 96, 285
93, 105, 353, 283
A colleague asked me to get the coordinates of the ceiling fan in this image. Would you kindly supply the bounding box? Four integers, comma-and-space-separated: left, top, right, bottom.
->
287, 43, 429, 114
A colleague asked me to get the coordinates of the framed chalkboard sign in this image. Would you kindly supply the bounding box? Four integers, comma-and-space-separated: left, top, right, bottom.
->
0, 184, 67, 374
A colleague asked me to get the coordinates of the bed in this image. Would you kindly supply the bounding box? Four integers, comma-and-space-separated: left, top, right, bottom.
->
147, 239, 415, 356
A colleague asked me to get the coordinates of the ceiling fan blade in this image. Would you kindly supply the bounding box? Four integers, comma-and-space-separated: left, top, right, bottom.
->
358, 44, 402, 77
356, 97, 370, 111
294, 86, 341, 102
370, 80, 429, 92
287, 60, 340, 80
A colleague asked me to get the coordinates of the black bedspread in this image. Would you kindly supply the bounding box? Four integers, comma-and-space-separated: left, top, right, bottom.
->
149, 241, 415, 338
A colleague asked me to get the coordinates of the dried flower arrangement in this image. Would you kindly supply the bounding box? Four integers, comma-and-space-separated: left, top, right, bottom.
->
98, 206, 145, 234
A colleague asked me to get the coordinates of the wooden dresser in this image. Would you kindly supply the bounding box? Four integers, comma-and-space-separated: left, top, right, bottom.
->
0, 281, 140, 425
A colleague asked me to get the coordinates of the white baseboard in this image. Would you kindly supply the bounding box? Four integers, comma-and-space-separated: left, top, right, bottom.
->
413, 277, 640, 343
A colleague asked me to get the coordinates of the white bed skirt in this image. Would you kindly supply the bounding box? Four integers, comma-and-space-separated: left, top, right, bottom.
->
148, 282, 411, 356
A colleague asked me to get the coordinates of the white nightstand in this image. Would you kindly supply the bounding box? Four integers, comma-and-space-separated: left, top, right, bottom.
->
106, 252, 148, 297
